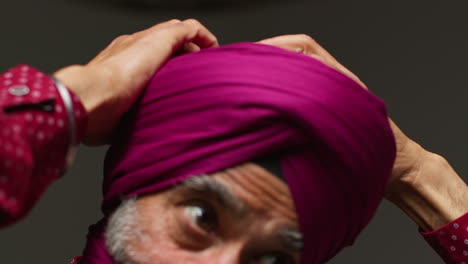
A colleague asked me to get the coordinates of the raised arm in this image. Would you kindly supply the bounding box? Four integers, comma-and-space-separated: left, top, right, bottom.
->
385, 120, 468, 263
258, 34, 468, 263
0, 19, 218, 227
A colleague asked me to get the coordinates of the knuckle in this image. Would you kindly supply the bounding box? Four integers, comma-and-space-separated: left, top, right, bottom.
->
114, 34, 131, 42
168, 19, 182, 24
183, 18, 201, 26
432, 153, 449, 166
109, 37, 123, 46
297, 34, 315, 44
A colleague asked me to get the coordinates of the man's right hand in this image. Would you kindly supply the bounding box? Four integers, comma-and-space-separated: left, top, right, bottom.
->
259, 34, 468, 230
54, 19, 219, 145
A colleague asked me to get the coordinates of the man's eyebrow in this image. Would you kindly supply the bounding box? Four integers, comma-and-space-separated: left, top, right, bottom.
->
177, 175, 246, 215
278, 227, 303, 252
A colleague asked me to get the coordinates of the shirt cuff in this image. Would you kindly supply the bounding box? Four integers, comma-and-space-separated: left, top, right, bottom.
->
0, 64, 87, 226
52, 76, 87, 171
420, 212, 468, 264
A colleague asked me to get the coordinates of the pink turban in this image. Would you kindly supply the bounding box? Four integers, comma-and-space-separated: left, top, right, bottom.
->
80, 42, 395, 264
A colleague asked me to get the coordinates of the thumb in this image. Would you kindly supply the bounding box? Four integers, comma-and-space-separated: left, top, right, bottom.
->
257, 35, 326, 63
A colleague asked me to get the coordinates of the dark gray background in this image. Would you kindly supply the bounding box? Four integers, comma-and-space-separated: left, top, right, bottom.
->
0, 0, 467, 263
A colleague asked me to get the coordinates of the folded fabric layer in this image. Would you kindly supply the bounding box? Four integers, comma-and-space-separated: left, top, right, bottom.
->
81, 42, 396, 264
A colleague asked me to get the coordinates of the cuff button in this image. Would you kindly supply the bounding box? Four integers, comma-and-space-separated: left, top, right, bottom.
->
9, 85, 30, 96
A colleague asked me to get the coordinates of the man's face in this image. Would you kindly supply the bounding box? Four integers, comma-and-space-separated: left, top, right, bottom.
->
112, 162, 302, 264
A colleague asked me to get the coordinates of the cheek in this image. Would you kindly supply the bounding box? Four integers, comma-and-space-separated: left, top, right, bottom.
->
136, 232, 208, 264
138, 241, 187, 264
136, 199, 213, 264
131, 217, 181, 263
133, 199, 185, 263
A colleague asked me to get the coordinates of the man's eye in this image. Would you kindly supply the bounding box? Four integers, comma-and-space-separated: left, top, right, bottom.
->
257, 253, 293, 264
184, 200, 218, 233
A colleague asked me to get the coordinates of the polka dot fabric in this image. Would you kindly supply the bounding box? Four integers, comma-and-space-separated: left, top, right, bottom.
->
0, 65, 465, 264
421, 212, 468, 263
0, 65, 87, 227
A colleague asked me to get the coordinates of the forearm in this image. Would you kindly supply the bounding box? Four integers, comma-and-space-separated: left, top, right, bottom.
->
386, 142, 468, 231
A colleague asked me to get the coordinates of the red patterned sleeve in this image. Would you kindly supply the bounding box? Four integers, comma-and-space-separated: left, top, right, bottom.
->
0, 65, 87, 227
421, 212, 468, 264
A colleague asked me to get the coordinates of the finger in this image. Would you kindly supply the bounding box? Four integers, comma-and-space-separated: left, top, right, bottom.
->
258, 35, 327, 64
173, 42, 202, 57
289, 36, 367, 88
162, 19, 218, 51
98, 19, 184, 58
137, 19, 182, 34
259, 35, 367, 89
181, 42, 202, 53
140, 19, 218, 48
159, 19, 183, 26
259, 35, 321, 57
137, 19, 218, 57
182, 19, 219, 48
258, 35, 308, 53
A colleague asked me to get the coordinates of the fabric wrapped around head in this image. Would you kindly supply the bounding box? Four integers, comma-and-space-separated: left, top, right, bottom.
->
80, 42, 396, 264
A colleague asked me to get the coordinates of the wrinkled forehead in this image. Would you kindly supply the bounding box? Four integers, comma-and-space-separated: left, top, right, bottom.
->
132, 160, 302, 246
214, 162, 298, 223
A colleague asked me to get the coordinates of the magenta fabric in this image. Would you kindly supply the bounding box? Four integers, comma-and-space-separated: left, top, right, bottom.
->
81, 42, 396, 264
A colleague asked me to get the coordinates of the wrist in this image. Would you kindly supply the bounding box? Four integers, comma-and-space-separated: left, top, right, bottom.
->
54, 65, 100, 115
54, 65, 115, 145
387, 149, 468, 231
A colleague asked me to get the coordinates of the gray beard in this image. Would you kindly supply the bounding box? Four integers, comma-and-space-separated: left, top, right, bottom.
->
105, 197, 149, 264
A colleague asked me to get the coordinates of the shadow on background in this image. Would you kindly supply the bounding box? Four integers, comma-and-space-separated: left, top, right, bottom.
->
1, 0, 468, 263
74, 0, 308, 11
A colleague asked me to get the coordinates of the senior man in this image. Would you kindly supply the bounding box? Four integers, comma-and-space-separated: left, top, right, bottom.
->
0, 20, 466, 264
78, 36, 467, 263
76, 38, 396, 264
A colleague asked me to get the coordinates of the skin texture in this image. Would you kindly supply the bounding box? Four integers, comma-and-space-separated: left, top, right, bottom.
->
383, 134, 468, 231
128, 163, 301, 264
54, 19, 218, 145
53, 19, 467, 229
50, 23, 465, 259
261, 35, 468, 230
